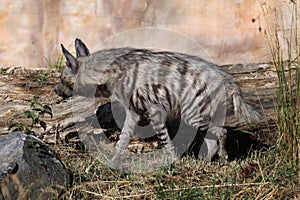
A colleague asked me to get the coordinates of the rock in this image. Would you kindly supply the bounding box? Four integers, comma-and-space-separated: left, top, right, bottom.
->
0, 132, 71, 200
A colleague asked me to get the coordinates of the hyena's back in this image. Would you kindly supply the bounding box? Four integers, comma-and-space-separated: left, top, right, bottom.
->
104, 49, 250, 126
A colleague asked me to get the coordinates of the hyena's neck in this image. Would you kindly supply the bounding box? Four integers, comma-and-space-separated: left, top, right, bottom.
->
103, 60, 134, 91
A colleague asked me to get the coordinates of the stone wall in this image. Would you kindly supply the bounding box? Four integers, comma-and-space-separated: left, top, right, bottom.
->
0, 0, 291, 67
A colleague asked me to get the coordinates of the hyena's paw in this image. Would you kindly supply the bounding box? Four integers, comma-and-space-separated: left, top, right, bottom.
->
110, 158, 130, 172
203, 138, 218, 162
217, 146, 228, 160
216, 129, 228, 160
110, 149, 128, 170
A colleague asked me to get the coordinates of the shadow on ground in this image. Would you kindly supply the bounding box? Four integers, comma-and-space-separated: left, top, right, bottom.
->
92, 102, 269, 162
183, 128, 269, 161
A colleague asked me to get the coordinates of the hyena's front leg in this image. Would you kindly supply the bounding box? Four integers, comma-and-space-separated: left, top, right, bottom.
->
112, 110, 139, 162
149, 104, 177, 161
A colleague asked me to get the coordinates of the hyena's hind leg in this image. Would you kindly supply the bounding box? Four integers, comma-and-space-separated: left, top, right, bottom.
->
190, 119, 227, 161
205, 126, 228, 161
148, 104, 177, 161
112, 110, 140, 162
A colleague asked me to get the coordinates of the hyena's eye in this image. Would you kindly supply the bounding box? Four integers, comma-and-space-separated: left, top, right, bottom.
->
60, 78, 65, 84
61, 78, 73, 90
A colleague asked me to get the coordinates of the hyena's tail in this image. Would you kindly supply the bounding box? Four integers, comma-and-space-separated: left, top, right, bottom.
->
233, 94, 262, 124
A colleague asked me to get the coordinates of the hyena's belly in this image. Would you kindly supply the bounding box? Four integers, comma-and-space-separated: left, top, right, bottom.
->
128, 83, 179, 117
179, 86, 212, 131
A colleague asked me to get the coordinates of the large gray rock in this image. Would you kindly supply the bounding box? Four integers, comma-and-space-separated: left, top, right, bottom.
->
0, 132, 71, 200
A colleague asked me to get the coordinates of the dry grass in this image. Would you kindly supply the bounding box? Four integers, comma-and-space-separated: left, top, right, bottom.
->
51, 143, 299, 199
261, 0, 300, 167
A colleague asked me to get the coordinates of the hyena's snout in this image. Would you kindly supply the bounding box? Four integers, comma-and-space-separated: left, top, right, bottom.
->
54, 82, 73, 98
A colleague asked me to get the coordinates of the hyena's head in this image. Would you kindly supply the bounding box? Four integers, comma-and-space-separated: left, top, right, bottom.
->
54, 38, 90, 98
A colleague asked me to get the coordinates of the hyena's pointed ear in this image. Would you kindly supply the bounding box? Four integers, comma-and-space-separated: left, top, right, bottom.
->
75, 38, 90, 58
61, 44, 79, 73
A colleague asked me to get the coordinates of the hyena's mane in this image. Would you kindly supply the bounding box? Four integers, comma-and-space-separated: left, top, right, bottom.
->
74, 48, 136, 97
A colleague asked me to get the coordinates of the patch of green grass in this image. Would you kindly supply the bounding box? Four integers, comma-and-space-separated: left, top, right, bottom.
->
8, 73, 52, 135
38, 72, 48, 88
46, 55, 64, 71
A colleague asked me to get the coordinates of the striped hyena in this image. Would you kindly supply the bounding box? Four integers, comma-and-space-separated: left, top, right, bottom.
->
55, 38, 261, 162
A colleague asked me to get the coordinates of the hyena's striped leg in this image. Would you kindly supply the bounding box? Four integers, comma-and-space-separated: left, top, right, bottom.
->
149, 104, 177, 160
207, 126, 228, 160
112, 110, 139, 161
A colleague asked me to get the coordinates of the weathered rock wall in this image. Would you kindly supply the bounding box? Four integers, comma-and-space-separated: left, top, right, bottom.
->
0, 0, 275, 68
